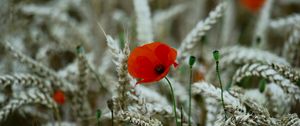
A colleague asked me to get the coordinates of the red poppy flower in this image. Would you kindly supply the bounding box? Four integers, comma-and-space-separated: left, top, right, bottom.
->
128, 42, 178, 84
240, 0, 266, 12
53, 90, 65, 105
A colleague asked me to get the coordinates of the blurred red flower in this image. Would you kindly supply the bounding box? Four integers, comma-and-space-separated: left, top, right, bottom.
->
53, 90, 65, 105
240, 0, 266, 12
128, 42, 178, 84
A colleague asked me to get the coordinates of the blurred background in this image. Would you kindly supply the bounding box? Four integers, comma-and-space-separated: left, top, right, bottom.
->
0, 0, 299, 125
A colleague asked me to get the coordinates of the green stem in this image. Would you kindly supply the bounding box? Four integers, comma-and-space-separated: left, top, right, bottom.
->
165, 77, 179, 126
188, 66, 192, 126
54, 107, 61, 126
180, 106, 183, 126
111, 110, 114, 126
96, 109, 101, 126
216, 61, 227, 120
88, 65, 107, 92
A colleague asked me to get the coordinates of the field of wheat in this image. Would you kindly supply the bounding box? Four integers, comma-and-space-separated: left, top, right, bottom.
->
0, 0, 299, 126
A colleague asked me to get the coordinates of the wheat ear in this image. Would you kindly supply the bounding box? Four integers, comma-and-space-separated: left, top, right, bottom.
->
0, 74, 51, 94
232, 63, 300, 101
269, 14, 300, 30
178, 2, 227, 59
133, 0, 153, 43
116, 111, 163, 126
0, 89, 57, 122
4, 42, 77, 92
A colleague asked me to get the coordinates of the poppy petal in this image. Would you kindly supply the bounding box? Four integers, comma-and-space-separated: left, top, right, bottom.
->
143, 42, 162, 51
173, 62, 179, 68
53, 90, 65, 105
134, 56, 157, 78
240, 0, 265, 12
128, 47, 159, 79
168, 48, 177, 66
155, 44, 171, 65
154, 43, 177, 67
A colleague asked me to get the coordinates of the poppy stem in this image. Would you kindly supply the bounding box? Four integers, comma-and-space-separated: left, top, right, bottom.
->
96, 109, 102, 126
88, 65, 107, 92
111, 109, 114, 126
54, 107, 61, 126
165, 77, 179, 126
213, 50, 227, 120
180, 105, 183, 126
188, 56, 196, 126
188, 66, 192, 126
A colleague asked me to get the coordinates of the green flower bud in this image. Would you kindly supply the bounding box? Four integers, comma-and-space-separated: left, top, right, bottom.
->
259, 79, 266, 93
213, 50, 220, 61
96, 109, 102, 119
76, 45, 84, 54
189, 56, 196, 67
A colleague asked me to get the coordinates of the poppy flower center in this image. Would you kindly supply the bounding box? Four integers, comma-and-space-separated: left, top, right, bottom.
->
154, 64, 165, 75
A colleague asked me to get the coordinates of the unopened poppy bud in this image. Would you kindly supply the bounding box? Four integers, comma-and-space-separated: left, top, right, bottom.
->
107, 99, 114, 111
76, 45, 84, 54
213, 50, 220, 61
189, 56, 196, 67
258, 79, 266, 93
96, 109, 102, 119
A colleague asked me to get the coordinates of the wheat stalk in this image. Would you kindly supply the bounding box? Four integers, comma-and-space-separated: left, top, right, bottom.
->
116, 111, 163, 126
177, 2, 227, 59
134, 85, 169, 105
207, 46, 290, 82
98, 49, 113, 75
192, 81, 244, 111
252, 0, 274, 47
282, 26, 300, 64
0, 74, 51, 94
221, 46, 290, 66
0, 89, 57, 122
153, 3, 187, 27
269, 14, 300, 30
133, 0, 153, 43
4, 42, 77, 92
279, 0, 300, 4
191, 82, 274, 125
279, 114, 300, 126
232, 63, 300, 101
103, 33, 136, 109
271, 63, 300, 83
265, 83, 291, 116
21, 106, 50, 120
127, 84, 193, 124
131, 101, 192, 124
220, 0, 235, 45
105, 35, 121, 56
106, 97, 164, 126
219, 91, 276, 126
153, 3, 187, 39
221, 105, 258, 126
115, 43, 135, 109
42, 122, 76, 126
72, 47, 92, 119
205, 97, 222, 126
160, 77, 189, 104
